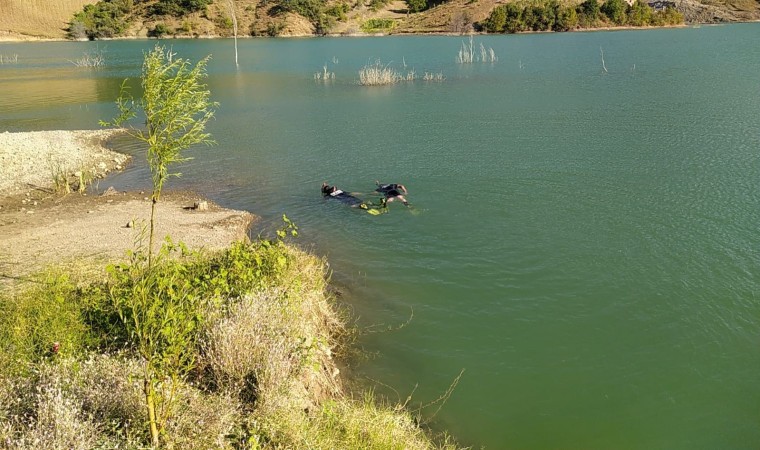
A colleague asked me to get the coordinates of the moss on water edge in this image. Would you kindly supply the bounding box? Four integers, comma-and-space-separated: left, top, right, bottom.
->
0, 238, 462, 450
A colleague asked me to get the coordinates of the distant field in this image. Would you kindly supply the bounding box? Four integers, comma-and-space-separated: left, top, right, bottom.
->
0, 0, 95, 38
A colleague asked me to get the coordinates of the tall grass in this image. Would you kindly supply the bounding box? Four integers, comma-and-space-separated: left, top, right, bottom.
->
457, 36, 497, 63
361, 18, 397, 33
0, 234, 463, 449
0, 54, 19, 64
50, 161, 72, 194
70, 49, 106, 68
359, 60, 417, 86
48, 159, 96, 194
457, 36, 475, 63
424, 71, 445, 82
314, 65, 336, 81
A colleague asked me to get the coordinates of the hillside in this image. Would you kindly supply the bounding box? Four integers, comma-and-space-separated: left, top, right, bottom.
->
0, 0, 758, 40
0, 0, 94, 40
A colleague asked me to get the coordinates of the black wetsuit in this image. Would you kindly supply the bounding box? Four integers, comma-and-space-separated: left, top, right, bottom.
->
375, 183, 403, 194
322, 185, 364, 207
375, 183, 409, 206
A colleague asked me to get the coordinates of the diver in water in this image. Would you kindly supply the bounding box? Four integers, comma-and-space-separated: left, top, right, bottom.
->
321, 182, 386, 214
375, 181, 410, 206
321, 182, 364, 207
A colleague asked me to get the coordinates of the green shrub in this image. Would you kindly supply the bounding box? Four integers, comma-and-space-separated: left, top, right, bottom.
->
482, 0, 680, 33
264, 21, 285, 36
484, 5, 507, 32
368, 0, 392, 11
68, 0, 132, 40
578, 0, 600, 23
280, 0, 326, 21
277, 0, 335, 33
150, 0, 212, 17
216, 15, 234, 30
0, 272, 100, 378
0, 215, 463, 449
178, 20, 193, 33
406, 0, 428, 13
148, 22, 172, 37
107, 244, 211, 446
555, 4, 579, 30
654, 5, 684, 24
626, 0, 652, 25
361, 18, 397, 32
325, 2, 351, 20
504, 2, 527, 33
601, 0, 627, 24
254, 393, 458, 450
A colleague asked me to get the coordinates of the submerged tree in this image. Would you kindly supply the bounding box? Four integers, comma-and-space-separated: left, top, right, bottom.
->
102, 44, 217, 266
228, 0, 239, 67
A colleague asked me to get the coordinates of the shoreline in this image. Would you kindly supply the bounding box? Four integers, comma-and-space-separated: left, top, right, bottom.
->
0, 128, 455, 449
0, 129, 255, 280
0, 21, 754, 43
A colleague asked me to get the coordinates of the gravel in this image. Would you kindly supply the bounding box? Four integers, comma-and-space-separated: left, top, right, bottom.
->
0, 129, 130, 196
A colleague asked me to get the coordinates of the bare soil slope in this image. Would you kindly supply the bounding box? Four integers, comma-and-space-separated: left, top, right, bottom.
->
0, 0, 96, 39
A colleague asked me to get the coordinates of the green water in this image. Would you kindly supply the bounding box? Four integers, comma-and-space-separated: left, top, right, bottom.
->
2, 25, 759, 448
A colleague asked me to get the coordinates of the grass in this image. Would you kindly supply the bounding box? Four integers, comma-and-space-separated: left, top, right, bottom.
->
0, 54, 19, 64
49, 159, 96, 194
456, 36, 497, 64
359, 60, 417, 86
314, 65, 336, 81
74, 169, 95, 193
50, 162, 72, 194
0, 0, 93, 38
423, 71, 445, 82
0, 231, 462, 449
361, 18, 397, 33
70, 49, 106, 68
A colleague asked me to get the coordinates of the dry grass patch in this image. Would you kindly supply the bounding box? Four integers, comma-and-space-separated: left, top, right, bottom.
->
0, 0, 95, 38
359, 60, 418, 86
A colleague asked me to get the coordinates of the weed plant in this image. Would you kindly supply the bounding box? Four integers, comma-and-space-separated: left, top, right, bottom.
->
314, 65, 336, 81
359, 60, 417, 86
456, 36, 496, 64
0, 54, 19, 64
0, 218, 460, 448
423, 71, 445, 82
70, 49, 106, 68
361, 18, 396, 33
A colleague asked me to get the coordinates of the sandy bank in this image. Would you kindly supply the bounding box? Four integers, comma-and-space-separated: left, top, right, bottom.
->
0, 129, 129, 196
0, 130, 255, 280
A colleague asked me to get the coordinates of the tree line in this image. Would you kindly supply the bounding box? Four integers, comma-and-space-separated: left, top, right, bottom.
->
483, 0, 683, 33
68, 0, 353, 39
68, 0, 213, 39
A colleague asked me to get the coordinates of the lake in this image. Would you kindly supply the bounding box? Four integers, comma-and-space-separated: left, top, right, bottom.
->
1, 24, 759, 449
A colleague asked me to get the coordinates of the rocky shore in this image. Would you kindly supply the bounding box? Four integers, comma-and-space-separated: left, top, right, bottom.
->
0, 129, 255, 280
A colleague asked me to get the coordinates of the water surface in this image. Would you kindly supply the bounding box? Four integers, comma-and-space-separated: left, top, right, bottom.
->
2, 25, 759, 448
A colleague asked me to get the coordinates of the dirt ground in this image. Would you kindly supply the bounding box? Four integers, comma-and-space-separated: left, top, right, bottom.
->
0, 130, 255, 282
